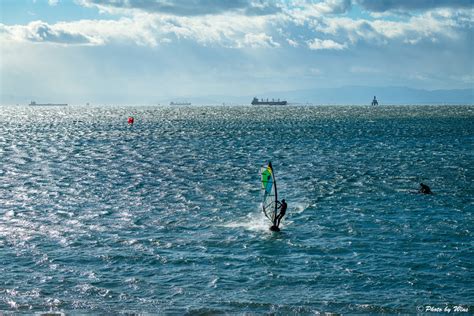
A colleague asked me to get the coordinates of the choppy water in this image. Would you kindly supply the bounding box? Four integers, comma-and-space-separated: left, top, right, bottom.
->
0, 105, 473, 314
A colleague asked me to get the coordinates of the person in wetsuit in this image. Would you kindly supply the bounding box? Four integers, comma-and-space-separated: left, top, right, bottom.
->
419, 183, 432, 194
275, 199, 287, 228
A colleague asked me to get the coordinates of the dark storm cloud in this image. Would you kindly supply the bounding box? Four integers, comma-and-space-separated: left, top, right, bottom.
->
86, 0, 282, 16
356, 0, 474, 12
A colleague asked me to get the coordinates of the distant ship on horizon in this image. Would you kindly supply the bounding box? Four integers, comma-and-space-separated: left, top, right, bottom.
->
371, 96, 379, 106
170, 101, 191, 106
251, 97, 287, 105
29, 101, 68, 106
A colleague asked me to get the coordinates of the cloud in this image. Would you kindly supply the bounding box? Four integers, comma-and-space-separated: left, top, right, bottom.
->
283, 0, 352, 26
0, 12, 279, 49
356, 0, 474, 12
307, 38, 347, 50
239, 32, 280, 48
79, 0, 282, 16
314, 0, 351, 14
48, 0, 59, 6
306, 8, 471, 47
287, 38, 298, 47
0, 21, 102, 45
1, 1, 472, 51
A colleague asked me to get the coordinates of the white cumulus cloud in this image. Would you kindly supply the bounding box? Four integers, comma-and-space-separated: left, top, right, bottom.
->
1, 1, 472, 52
0, 11, 284, 49
307, 38, 347, 50
0, 20, 102, 45
239, 32, 280, 48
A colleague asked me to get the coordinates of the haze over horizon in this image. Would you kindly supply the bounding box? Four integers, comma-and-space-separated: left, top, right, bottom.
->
1, 0, 473, 105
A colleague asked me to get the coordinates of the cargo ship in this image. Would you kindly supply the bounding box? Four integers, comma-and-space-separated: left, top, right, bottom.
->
29, 101, 68, 106
251, 97, 287, 105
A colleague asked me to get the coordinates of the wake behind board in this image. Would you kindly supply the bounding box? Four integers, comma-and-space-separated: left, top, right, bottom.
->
261, 162, 281, 232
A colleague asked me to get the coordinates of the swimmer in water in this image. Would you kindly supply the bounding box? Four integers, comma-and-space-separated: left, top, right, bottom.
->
419, 183, 432, 194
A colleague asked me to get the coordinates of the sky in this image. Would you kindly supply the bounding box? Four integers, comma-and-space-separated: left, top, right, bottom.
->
0, 0, 473, 104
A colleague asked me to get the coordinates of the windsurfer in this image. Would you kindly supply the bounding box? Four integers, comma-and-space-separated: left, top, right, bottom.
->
275, 199, 287, 228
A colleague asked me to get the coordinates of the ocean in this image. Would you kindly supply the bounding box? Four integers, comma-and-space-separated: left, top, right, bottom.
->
1, 105, 473, 314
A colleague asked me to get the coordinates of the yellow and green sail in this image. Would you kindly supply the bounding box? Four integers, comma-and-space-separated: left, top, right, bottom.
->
261, 162, 278, 224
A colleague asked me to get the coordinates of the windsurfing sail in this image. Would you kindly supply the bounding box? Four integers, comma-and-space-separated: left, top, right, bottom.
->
261, 162, 278, 225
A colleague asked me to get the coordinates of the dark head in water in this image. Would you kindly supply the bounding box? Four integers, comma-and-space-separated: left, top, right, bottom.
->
419, 183, 432, 194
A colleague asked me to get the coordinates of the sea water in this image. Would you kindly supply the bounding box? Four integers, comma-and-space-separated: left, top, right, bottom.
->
0, 105, 473, 314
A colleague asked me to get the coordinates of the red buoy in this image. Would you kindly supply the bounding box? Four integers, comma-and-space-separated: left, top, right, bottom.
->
128, 116, 134, 124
